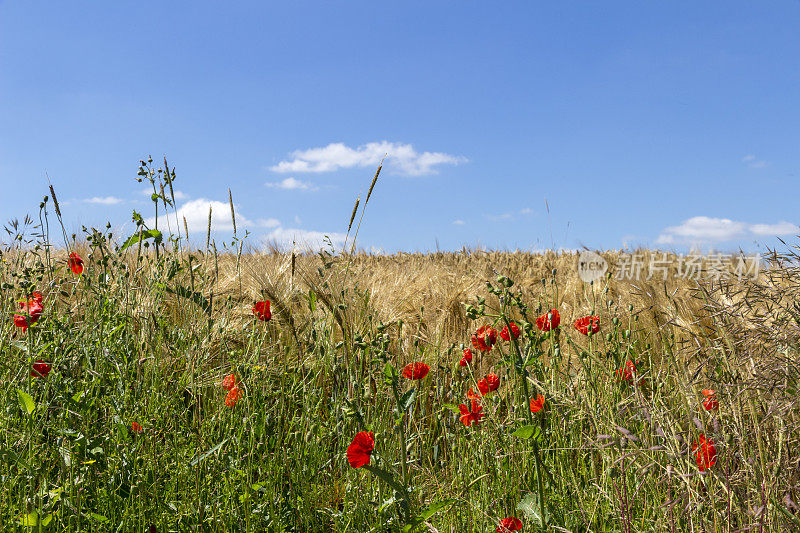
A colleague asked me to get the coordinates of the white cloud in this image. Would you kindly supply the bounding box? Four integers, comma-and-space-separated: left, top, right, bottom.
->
749, 221, 799, 236
519, 208, 533, 215
256, 218, 280, 228
485, 213, 515, 222
452, 219, 466, 226
148, 198, 252, 233
84, 196, 124, 205
263, 227, 346, 251
657, 216, 799, 245
265, 177, 318, 191
742, 154, 767, 169
270, 141, 466, 176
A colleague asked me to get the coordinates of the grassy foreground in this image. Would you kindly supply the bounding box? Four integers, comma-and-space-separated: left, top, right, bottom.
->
2, 176, 800, 531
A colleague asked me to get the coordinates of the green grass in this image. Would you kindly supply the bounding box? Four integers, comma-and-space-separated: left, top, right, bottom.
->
1, 172, 799, 531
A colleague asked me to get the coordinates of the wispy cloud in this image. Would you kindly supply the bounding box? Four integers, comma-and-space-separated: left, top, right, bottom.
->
265, 177, 318, 191
742, 154, 767, 169
656, 216, 798, 245
452, 219, 466, 226
270, 141, 466, 176
263, 227, 346, 251
84, 196, 124, 205
484, 208, 533, 222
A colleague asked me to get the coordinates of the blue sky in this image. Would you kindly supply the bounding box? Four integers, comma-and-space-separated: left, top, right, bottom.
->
1, 1, 798, 252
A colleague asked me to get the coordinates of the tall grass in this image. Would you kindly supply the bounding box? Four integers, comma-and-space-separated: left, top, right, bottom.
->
1, 161, 798, 531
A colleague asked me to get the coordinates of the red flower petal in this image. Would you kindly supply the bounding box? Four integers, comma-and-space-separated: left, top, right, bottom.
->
573, 315, 600, 335
225, 386, 241, 407
31, 360, 51, 378
68, 252, 84, 275
693, 434, 717, 471
536, 309, 560, 331
530, 394, 545, 414
347, 431, 374, 468
252, 300, 271, 321
402, 362, 430, 380
222, 374, 239, 391
497, 516, 523, 532
499, 322, 520, 341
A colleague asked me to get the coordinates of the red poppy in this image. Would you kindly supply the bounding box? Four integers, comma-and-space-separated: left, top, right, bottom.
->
499, 322, 521, 341
222, 374, 239, 391
458, 399, 484, 427
497, 516, 523, 532
347, 431, 375, 468
617, 361, 637, 383
536, 309, 560, 331
530, 394, 545, 414
252, 300, 271, 321
68, 252, 84, 275
131, 422, 143, 433
471, 326, 497, 352
486, 373, 500, 391
467, 387, 481, 400
701, 389, 719, 411
477, 378, 490, 395
225, 386, 241, 407
459, 348, 473, 367
14, 296, 44, 332
31, 360, 51, 378
574, 316, 600, 335
402, 362, 430, 380
693, 434, 717, 471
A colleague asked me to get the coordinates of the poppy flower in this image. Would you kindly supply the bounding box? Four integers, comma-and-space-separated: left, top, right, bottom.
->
693, 434, 717, 471
458, 399, 484, 427
471, 326, 497, 352
530, 394, 545, 414
486, 373, 500, 391
701, 389, 719, 411
459, 348, 473, 367
477, 378, 490, 395
347, 431, 374, 468
402, 362, 430, 380
499, 322, 521, 341
130, 422, 143, 433
225, 386, 241, 407
68, 252, 84, 275
252, 300, 271, 321
574, 316, 600, 335
222, 374, 239, 391
467, 387, 481, 400
31, 360, 51, 378
536, 309, 560, 331
13, 296, 44, 332
497, 517, 523, 532
617, 361, 637, 383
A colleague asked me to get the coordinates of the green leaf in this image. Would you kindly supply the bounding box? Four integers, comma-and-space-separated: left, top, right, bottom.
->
402, 499, 457, 532
88, 513, 108, 523
17, 389, 35, 416
18, 511, 39, 526
511, 425, 540, 440
382, 362, 397, 385
441, 403, 461, 413
398, 388, 416, 412
188, 438, 229, 467
119, 229, 163, 251
165, 284, 211, 315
